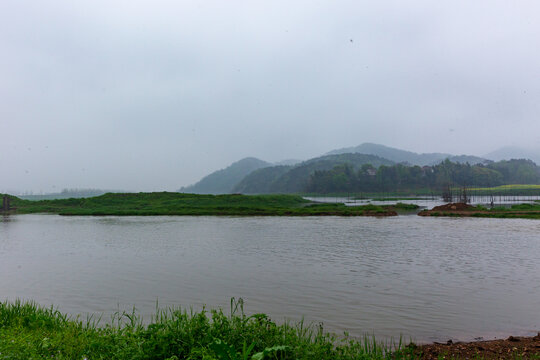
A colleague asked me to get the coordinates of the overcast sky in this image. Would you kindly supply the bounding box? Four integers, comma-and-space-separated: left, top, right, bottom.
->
2, 0, 540, 193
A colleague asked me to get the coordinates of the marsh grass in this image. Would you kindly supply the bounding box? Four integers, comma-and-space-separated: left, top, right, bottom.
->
0, 299, 416, 359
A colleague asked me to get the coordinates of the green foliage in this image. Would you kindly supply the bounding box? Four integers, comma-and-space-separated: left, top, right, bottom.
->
509, 203, 540, 211
0, 299, 413, 359
488, 159, 539, 184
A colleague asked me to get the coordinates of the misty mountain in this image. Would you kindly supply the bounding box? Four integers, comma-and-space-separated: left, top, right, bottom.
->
484, 146, 540, 164
179, 157, 271, 194
233, 153, 394, 194
327, 143, 489, 166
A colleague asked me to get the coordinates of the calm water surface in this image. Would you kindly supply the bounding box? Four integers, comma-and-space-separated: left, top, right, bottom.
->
1, 214, 539, 343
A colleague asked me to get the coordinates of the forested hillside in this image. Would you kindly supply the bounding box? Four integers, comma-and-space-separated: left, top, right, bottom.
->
234, 153, 394, 194
306, 159, 540, 193
178, 143, 540, 195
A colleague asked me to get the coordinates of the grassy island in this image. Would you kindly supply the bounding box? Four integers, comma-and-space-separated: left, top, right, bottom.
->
418, 202, 540, 219
2, 192, 417, 217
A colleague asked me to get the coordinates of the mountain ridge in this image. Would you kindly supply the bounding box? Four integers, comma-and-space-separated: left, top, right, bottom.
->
484, 146, 540, 164
326, 142, 491, 166
180, 143, 539, 195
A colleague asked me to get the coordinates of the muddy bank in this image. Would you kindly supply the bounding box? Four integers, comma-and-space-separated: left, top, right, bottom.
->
414, 333, 540, 359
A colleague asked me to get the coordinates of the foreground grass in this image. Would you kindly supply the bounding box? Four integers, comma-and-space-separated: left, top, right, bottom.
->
0, 299, 414, 360
3, 192, 409, 216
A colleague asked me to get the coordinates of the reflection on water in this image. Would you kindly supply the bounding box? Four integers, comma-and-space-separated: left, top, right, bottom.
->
1, 214, 539, 343
1, 214, 14, 223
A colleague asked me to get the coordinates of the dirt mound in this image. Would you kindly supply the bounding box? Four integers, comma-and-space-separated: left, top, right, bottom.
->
417, 333, 540, 359
431, 202, 475, 211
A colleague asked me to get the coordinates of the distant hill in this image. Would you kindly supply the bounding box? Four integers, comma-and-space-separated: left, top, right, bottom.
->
19, 188, 123, 200
327, 143, 489, 166
233, 165, 293, 194
233, 153, 394, 194
484, 146, 540, 165
442, 155, 492, 166
179, 157, 270, 194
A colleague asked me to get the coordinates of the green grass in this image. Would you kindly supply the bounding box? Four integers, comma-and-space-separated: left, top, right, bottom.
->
0, 299, 416, 360
391, 203, 420, 211
461, 184, 540, 196
3, 192, 404, 217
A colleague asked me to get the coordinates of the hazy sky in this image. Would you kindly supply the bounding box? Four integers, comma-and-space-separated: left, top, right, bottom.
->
2, 1, 540, 193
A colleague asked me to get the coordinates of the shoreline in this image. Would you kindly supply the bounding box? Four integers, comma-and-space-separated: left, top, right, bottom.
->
415, 333, 540, 359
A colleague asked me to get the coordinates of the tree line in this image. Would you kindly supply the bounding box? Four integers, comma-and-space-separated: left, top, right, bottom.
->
306, 159, 540, 193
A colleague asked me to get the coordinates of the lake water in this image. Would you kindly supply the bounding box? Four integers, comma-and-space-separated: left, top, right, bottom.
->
1, 214, 539, 343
